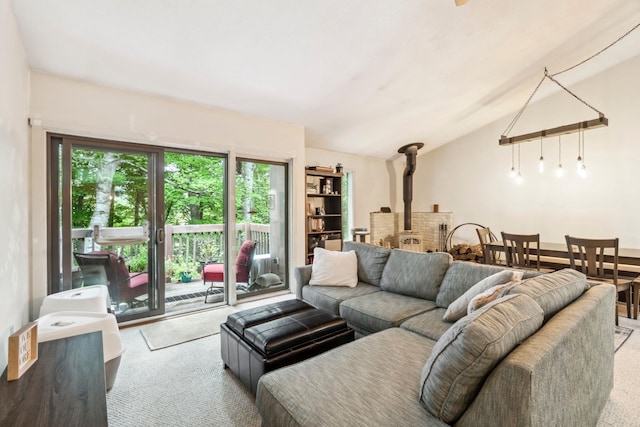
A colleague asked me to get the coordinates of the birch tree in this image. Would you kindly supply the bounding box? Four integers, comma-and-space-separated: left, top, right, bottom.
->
89, 152, 122, 228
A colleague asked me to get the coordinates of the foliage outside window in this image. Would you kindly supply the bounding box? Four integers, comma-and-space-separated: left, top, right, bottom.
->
70, 151, 278, 280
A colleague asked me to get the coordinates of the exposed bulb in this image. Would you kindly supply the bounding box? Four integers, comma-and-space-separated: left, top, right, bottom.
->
577, 162, 587, 178
516, 172, 523, 185
556, 164, 564, 178
509, 167, 517, 179
538, 156, 545, 174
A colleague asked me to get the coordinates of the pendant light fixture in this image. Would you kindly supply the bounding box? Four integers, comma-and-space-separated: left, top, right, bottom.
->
516, 145, 523, 184
509, 144, 517, 178
556, 135, 564, 178
498, 21, 640, 181
538, 135, 544, 173
577, 129, 587, 178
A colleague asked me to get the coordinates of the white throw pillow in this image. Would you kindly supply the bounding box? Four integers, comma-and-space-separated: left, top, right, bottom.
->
309, 247, 358, 288
443, 269, 523, 322
467, 280, 520, 314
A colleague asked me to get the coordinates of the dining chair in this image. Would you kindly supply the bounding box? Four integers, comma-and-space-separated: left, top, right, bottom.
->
501, 232, 544, 271
476, 227, 499, 265
565, 235, 637, 325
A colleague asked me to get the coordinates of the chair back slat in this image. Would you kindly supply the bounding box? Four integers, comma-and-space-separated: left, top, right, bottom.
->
501, 232, 541, 270
565, 235, 619, 282
476, 227, 498, 265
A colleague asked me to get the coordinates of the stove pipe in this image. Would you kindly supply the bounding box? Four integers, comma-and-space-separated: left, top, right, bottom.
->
397, 142, 424, 230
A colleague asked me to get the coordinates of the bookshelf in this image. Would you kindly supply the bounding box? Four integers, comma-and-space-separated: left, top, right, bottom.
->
305, 167, 343, 264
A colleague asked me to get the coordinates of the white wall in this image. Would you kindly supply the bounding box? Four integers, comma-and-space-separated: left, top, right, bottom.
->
0, 0, 31, 372
29, 72, 306, 310
306, 147, 391, 236
403, 54, 640, 248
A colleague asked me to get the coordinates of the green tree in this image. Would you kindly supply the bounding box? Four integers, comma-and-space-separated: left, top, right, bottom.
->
71, 151, 276, 228
164, 153, 225, 224
236, 161, 271, 225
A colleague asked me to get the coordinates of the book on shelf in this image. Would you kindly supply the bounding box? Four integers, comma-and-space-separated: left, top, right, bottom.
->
308, 217, 324, 232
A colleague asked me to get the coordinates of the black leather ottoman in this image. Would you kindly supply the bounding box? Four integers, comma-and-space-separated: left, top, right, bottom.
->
220, 299, 354, 395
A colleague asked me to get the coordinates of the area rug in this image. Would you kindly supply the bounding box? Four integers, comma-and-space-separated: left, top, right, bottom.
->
615, 325, 633, 352
140, 306, 236, 350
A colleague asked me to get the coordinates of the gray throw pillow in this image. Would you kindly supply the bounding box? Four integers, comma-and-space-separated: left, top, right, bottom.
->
436, 261, 511, 308
504, 268, 587, 321
443, 269, 523, 322
342, 241, 390, 286
254, 273, 282, 288
419, 293, 544, 423
380, 250, 452, 300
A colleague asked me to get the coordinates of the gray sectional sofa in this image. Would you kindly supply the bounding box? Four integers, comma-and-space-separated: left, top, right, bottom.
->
256, 241, 615, 427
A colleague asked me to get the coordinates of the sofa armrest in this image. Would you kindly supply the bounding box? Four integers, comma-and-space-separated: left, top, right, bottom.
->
455, 284, 615, 427
294, 265, 313, 300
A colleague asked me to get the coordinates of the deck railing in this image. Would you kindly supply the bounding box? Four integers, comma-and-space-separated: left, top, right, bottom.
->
71, 223, 270, 267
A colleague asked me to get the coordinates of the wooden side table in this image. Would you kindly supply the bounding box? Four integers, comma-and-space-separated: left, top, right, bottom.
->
352, 231, 370, 243
0, 331, 108, 426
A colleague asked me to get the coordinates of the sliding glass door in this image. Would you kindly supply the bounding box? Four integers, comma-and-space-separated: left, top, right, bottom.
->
49, 135, 288, 322
163, 151, 227, 308
232, 159, 288, 300
49, 134, 164, 321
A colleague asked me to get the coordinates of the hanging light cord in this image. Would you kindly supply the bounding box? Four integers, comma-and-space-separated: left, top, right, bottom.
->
551, 21, 640, 77
545, 72, 604, 117
558, 135, 562, 161
502, 74, 546, 137
502, 21, 640, 137
511, 144, 515, 168
540, 135, 543, 156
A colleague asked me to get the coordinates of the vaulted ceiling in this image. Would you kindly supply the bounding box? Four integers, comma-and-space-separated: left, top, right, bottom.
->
11, 1, 640, 159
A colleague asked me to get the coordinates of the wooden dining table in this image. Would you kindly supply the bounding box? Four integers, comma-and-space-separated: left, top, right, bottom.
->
486, 240, 640, 319
486, 241, 640, 269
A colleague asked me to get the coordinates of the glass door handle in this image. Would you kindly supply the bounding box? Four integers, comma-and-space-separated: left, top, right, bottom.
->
156, 228, 165, 244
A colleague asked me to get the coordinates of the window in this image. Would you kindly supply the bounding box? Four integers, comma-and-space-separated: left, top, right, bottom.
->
341, 171, 354, 240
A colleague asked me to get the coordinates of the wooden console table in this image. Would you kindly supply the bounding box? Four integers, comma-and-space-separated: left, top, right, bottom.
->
0, 331, 108, 426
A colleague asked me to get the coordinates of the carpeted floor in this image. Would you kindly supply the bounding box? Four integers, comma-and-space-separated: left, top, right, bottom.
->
107, 305, 640, 427
598, 316, 640, 427
108, 326, 261, 427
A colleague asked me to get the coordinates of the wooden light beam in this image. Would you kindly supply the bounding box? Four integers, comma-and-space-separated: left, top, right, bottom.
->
499, 116, 608, 146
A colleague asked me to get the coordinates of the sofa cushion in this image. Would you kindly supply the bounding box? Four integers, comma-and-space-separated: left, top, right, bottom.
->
343, 241, 391, 286
435, 261, 540, 308
302, 282, 380, 315
339, 291, 436, 335
419, 293, 544, 424
309, 247, 357, 287
504, 268, 587, 321
400, 308, 452, 341
257, 328, 449, 427
379, 250, 452, 300
443, 270, 523, 322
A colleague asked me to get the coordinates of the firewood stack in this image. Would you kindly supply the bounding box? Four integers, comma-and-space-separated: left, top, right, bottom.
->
448, 244, 483, 263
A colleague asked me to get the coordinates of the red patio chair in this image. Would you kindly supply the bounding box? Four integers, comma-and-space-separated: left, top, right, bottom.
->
73, 251, 149, 306
201, 240, 256, 302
